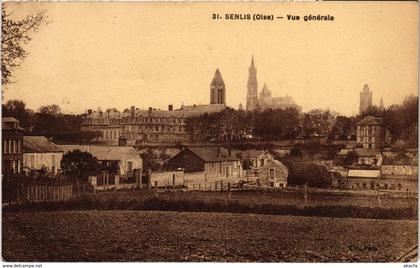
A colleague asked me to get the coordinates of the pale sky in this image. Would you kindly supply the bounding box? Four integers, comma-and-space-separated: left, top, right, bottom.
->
3, 1, 418, 116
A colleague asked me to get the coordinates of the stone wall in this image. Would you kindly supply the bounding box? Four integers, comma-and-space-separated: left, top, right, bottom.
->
381, 165, 418, 177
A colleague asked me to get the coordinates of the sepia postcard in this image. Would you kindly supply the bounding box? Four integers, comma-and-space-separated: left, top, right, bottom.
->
1, 0, 418, 265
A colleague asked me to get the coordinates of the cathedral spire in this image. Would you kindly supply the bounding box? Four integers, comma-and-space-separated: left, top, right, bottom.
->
251, 55, 255, 69
380, 97, 384, 110
246, 56, 258, 111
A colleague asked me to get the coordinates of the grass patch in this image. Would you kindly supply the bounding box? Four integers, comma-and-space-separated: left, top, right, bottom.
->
4, 192, 417, 220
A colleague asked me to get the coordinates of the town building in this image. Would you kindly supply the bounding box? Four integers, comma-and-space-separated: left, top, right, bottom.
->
356, 116, 385, 149
59, 145, 142, 178
257, 159, 288, 188
80, 69, 227, 145
359, 84, 373, 115
23, 136, 63, 176
166, 147, 243, 181
245, 56, 301, 112
2, 117, 25, 175
258, 83, 301, 112
355, 148, 383, 166
239, 149, 275, 169
333, 168, 417, 192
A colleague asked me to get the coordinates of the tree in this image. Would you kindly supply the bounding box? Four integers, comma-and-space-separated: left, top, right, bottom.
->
284, 157, 332, 188
2, 99, 33, 128
343, 151, 358, 166
61, 150, 99, 181
140, 148, 166, 172
2, 6, 47, 86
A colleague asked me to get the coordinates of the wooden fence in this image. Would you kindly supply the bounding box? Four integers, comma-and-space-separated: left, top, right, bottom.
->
24, 184, 73, 202
185, 180, 238, 192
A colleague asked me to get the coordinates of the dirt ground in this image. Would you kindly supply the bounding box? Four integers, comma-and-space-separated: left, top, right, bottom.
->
2, 210, 417, 262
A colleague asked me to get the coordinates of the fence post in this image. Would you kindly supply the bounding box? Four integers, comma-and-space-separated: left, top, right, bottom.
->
155, 181, 159, 198
228, 182, 231, 202
172, 176, 176, 192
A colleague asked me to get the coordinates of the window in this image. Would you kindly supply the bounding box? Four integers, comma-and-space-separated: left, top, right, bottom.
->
17, 140, 21, 153
11, 160, 15, 173
260, 159, 265, 167
3, 140, 7, 154
52, 155, 56, 173
127, 162, 133, 172
270, 168, 275, 179
30, 155, 35, 169
17, 160, 21, 173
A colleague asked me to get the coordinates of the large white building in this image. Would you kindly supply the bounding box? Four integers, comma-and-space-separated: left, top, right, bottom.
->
23, 136, 63, 175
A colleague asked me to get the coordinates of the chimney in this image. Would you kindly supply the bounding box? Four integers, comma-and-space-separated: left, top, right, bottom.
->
168, 104, 173, 111
148, 107, 153, 114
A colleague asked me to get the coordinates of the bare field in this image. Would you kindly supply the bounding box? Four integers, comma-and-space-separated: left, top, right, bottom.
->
2, 210, 417, 262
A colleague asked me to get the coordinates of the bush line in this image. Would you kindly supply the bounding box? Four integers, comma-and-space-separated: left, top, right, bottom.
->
3, 196, 417, 220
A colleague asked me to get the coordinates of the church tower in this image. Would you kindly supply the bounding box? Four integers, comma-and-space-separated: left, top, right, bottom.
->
210, 68, 226, 105
359, 84, 373, 115
246, 56, 259, 111
379, 97, 384, 110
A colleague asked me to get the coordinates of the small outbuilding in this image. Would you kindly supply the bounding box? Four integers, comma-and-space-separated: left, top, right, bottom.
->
257, 159, 288, 188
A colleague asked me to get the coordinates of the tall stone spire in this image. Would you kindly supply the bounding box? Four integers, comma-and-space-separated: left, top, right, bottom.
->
210, 68, 226, 105
379, 97, 384, 110
246, 56, 259, 111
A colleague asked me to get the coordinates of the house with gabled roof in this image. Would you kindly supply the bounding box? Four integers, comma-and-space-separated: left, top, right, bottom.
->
23, 136, 63, 175
167, 147, 243, 181
58, 145, 142, 177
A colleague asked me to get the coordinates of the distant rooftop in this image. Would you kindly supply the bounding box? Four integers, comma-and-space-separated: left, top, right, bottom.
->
23, 136, 63, 153
357, 116, 383, 125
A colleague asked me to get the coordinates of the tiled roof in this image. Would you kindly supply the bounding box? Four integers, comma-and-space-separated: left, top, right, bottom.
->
262, 159, 288, 171
355, 148, 381, 157
23, 136, 63, 153
357, 116, 383, 125
2, 117, 19, 123
239, 149, 274, 159
2, 117, 25, 131
185, 147, 239, 162
58, 145, 141, 161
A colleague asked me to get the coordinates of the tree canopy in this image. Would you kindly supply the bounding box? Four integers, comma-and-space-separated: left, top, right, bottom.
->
2, 6, 47, 86
61, 150, 99, 181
